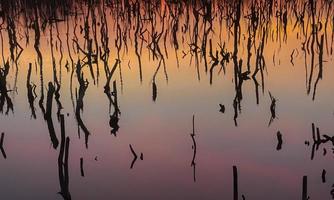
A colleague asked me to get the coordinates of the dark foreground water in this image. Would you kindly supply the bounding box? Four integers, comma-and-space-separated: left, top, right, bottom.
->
0, 0, 334, 199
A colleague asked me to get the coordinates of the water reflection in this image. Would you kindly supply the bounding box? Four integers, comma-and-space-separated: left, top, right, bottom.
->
306, 123, 334, 160
0, 62, 13, 115
0, 132, 7, 159
0, 0, 334, 199
43, 82, 59, 149
26, 63, 37, 119
75, 61, 90, 148
268, 92, 277, 126
190, 115, 197, 182
104, 59, 121, 136
129, 144, 143, 169
58, 114, 71, 200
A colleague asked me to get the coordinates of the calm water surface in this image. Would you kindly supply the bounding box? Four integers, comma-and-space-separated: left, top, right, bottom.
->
0, 0, 334, 199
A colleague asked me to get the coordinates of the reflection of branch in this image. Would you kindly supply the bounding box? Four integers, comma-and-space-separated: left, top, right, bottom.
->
307, 123, 334, 160
209, 39, 219, 85
268, 91, 277, 126
0, 61, 14, 115
109, 81, 120, 136
312, 35, 324, 101
129, 144, 137, 169
129, 143, 143, 169
27, 63, 37, 119
134, 3, 143, 82
104, 60, 121, 136
75, 61, 90, 148
80, 157, 84, 177
190, 115, 197, 182
252, 75, 260, 105
44, 82, 59, 149
6, 17, 23, 62
0, 132, 6, 159
152, 60, 162, 102
58, 114, 71, 200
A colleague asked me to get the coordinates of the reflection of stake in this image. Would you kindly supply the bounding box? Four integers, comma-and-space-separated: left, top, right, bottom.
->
276, 131, 283, 151
80, 157, 85, 177
0, 132, 6, 159
233, 166, 238, 200
58, 114, 71, 200
232, 166, 246, 200
190, 115, 197, 182
322, 169, 326, 183
302, 176, 308, 200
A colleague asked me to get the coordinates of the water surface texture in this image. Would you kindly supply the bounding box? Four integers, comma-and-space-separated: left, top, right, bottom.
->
0, 0, 334, 199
